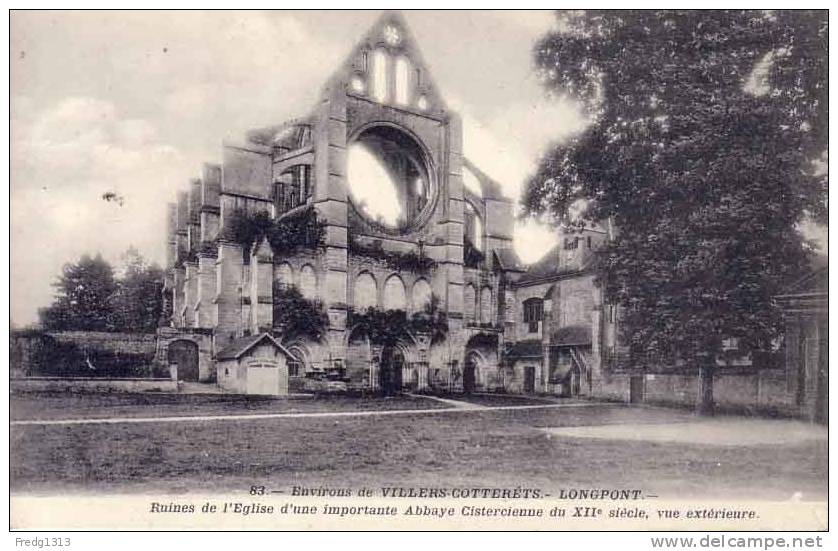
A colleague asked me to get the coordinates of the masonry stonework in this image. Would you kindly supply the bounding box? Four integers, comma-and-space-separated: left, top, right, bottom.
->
154, 12, 823, 415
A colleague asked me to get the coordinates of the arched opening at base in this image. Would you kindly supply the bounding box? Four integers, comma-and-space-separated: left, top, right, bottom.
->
379, 345, 405, 396
168, 340, 199, 382
283, 341, 314, 393
463, 350, 483, 394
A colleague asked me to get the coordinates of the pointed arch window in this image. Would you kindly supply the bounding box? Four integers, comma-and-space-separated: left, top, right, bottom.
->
372, 49, 389, 103
275, 263, 294, 290
395, 56, 411, 105
383, 275, 407, 310
354, 272, 378, 310
412, 279, 432, 311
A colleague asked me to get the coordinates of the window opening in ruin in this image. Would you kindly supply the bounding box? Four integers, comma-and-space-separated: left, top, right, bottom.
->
372, 49, 388, 102
464, 201, 483, 251
383, 25, 401, 45
275, 165, 312, 214
347, 125, 432, 232
523, 298, 544, 333
350, 75, 365, 93
395, 56, 411, 105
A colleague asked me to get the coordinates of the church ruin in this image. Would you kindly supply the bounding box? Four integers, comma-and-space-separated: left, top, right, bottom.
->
156, 13, 629, 398
149, 12, 827, 422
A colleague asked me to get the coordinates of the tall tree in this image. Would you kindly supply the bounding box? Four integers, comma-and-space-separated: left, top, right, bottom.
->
109, 247, 165, 333
523, 10, 827, 414
39, 249, 164, 333
39, 254, 118, 331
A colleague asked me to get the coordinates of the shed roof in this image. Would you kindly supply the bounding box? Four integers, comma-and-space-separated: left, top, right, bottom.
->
216, 333, 293, 361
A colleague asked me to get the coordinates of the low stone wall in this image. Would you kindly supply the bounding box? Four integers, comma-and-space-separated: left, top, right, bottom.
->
593, 370, 799, 417
592, 373, 632, 402
11, 377, 177, 393
10, 329, 160, 378
47, 331, 157, 354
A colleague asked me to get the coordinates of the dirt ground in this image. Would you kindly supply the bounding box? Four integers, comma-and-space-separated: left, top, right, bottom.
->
10, 391, 827, 501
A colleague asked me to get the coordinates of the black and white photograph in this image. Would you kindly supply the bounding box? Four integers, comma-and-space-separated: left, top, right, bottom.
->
8, 8, 829, 535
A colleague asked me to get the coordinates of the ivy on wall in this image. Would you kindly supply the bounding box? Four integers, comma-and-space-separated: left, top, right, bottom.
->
348, 234, 436, 274
348, 295, 448, 346
272, 284, 329, 342
226, 207, 326, 257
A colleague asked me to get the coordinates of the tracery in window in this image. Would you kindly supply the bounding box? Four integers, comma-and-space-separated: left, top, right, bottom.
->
383, 25, 401, 45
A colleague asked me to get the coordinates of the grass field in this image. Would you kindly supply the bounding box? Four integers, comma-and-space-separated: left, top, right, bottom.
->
9, 390, 447, 421
10, 391, 827, 500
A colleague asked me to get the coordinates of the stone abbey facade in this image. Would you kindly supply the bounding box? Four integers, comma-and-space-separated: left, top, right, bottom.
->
155, 13, 618, 398
156, 13, 824, 419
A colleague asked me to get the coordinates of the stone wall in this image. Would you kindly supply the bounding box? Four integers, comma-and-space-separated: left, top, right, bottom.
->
10, 330, 159, 378
46, 331, 156, 354
593, 369, 802, 417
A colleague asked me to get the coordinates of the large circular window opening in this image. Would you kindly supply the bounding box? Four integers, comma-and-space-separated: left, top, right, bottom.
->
347, 125, 433, 233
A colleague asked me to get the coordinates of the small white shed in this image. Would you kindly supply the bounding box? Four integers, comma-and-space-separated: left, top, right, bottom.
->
216, 333, 293, 396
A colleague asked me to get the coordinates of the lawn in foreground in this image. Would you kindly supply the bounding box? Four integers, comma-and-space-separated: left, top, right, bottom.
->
10, 401, 826, 501
9, 390, 447, 421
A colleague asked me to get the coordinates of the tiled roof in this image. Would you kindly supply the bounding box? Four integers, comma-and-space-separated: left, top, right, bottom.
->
517, 245, 596, 284
493, 248, 525, 272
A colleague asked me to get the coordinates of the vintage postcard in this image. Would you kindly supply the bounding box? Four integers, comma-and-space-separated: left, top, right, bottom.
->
9, 9, 828, 535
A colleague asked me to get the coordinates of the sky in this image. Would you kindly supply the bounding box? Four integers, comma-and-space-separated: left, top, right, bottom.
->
11, 10, 588, 326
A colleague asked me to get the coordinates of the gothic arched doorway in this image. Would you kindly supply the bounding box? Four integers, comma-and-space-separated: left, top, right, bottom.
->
379, 345, 405, 396
168, 340, 199, 382
464, 351, 482, 394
